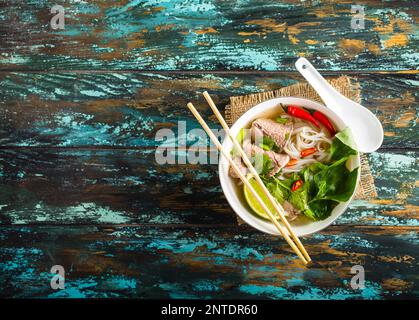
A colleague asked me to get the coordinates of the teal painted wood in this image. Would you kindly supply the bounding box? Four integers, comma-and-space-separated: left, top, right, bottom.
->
0, 1, 417, 71
0, 0, 418, 300
0, 72, 417, 147
0, 148, 417, 226
0, 225, 417, 299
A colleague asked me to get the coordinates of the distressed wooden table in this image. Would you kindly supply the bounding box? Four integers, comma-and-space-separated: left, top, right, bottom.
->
0, 1, 417, 299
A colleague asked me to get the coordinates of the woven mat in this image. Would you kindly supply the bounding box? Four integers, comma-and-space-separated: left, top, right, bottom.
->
225, 76, 377, 203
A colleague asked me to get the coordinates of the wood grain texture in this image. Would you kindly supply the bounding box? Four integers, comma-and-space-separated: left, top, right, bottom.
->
0, 0, 418, 300
0, 1, 418, 71
0, 72, 417, 147
0, 225, 417, 299
0, 148, 417, 226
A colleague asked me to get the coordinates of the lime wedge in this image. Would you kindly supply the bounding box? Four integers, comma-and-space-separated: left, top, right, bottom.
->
243, 176, 279, 220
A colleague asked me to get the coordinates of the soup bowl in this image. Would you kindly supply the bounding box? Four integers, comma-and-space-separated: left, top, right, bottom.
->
218, 97, 360, 236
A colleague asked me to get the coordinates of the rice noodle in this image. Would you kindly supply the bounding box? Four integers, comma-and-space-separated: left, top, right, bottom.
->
281, 118, 332, 178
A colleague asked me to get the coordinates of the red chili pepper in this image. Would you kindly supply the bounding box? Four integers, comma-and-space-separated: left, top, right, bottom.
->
312, 111, 336, 136
286, 105, 320, 128
301, 147, 317, 157
291, 179, 303, 192
286, 158, 298, 167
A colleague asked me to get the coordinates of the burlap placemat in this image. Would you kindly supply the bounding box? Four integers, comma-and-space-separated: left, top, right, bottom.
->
225, 76, 377, 202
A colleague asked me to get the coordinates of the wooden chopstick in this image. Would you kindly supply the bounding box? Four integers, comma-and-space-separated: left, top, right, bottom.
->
187, 102, 308, 265
202, 91, 311, 263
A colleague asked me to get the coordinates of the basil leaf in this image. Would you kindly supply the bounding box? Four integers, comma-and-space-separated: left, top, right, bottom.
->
308, 199, 338, 220
313, 157, 359, 202
329, 127, 358, 162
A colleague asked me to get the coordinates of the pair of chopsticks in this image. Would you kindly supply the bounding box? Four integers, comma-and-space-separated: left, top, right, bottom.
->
187, 92, 311, 265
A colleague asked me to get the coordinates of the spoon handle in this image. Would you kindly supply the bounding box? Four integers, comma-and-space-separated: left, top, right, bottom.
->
295, 58, 344, 108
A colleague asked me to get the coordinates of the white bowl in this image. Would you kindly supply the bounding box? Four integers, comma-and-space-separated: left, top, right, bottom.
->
219, 97, 360, 236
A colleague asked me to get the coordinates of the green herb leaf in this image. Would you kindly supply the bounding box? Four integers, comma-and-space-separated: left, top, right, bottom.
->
261, 144, 271, 151
258, 136, 280, 152
329, 127, 358, 162
266, 181, 288, 204
261, 154, 273, 176
236, 128, 246, 144
313, 157, 359, 202
231, 128, 248, 157
288, 182, 311, 213
253, 153, 273, 177
308, 199, 338, 220
276, 117, 288, 124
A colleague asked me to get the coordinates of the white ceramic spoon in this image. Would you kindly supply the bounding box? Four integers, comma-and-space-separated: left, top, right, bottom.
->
295, 57, 383, 153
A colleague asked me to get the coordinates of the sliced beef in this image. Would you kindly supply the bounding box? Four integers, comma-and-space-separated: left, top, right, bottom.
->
252, 118, 292, 148
228, 156, 247, 178
283, 200, 300, 221
244, 142, 290, 177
